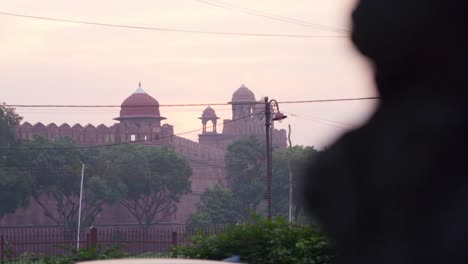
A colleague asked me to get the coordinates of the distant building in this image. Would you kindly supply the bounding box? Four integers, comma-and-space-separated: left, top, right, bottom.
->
2, 84, 287, 225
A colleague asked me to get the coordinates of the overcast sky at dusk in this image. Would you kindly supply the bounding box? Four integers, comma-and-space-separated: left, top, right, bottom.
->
1, 0, 378, 149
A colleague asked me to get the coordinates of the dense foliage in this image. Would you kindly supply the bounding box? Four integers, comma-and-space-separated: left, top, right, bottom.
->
6, 141, 192, 229
5, 137, 120, 229
188, 183, 241, 226
0, 103, 22, 154
174, 216, 333, 264
225, 136, 266, 219
272, 145, 319, 218
97, 144, 192, 228
0, 168, 32, 218
189, 136, 319, 225
11, 246, 131, 264
0, 104, 31, 218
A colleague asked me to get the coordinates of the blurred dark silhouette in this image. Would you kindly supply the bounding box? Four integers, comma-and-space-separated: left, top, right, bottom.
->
304, 1, 468, 263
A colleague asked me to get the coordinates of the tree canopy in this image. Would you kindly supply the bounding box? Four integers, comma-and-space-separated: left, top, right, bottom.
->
0, 104, 30, 218
0, 103, 22, 153
97, 144, 192, 228
1, 126, 192, 228
7, 137, 118, 229
0, 168, 31, 218
189, 136, 319, 225
188, 183, 241, 226
272, 145, 319, 219
225, 136, 266, 218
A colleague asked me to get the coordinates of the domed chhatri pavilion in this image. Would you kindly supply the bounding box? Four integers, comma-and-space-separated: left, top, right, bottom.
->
117, 83, 165, 121
8, 84, 287, 225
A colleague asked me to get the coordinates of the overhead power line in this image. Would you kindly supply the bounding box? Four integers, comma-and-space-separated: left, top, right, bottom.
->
279, 97, 379, 104
286, 112, 351, 129
0, 11, 347, 38
194, 0, 350, 34
5, 97, 380, 109
14, 107, 234, 113
2, 111, 263, 151
284, 111, 353, 128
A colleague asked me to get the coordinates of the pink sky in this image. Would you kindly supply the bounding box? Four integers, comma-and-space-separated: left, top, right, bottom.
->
0, 0, 377, 149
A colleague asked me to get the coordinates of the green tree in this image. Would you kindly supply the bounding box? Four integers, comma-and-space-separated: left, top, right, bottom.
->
0, 168, 32, 218
0, 103, 22, 155
225, 136, 266, 219
271, 146, 319, 219
197, 137, 319, 224
0, 104, 31, 218
188, 183, 241, 226
98, 144, 192, 229
10, 136, 117, 229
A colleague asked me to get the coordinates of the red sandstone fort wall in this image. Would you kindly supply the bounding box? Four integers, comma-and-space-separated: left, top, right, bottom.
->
16, 122, 174, 146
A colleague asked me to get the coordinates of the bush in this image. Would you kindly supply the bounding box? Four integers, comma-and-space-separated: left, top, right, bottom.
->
172, 216, 333, 264
34, 246, 129, 264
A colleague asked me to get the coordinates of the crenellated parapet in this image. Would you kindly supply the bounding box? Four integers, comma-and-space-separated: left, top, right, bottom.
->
17, 122, 116, 145
171, 135, 225, 165
16, 122, 175, 146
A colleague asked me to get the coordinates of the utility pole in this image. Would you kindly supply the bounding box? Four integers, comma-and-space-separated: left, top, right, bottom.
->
77, 163, 85, 250
264, 97, 272, 219
287, 124, 293, 223
264, 97, 287, 220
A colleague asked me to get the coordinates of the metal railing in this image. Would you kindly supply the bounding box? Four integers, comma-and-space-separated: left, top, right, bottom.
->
0, 224, 228, 261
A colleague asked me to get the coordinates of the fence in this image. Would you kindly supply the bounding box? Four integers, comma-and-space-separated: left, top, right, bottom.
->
0, 224, 228, 261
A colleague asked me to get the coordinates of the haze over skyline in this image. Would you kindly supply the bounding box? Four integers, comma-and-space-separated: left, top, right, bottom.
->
1, 0, 377, 149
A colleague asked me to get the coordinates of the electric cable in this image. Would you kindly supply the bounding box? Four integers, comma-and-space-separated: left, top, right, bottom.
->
0, 11, 347, 38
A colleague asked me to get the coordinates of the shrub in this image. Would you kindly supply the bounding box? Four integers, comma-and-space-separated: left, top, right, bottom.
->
172, 216, 333, 264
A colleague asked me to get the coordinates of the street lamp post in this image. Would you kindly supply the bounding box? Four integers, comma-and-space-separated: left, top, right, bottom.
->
264, 97, 287, 219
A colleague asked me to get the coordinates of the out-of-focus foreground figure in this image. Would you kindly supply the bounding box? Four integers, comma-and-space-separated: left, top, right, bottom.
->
304, 1, 468, 263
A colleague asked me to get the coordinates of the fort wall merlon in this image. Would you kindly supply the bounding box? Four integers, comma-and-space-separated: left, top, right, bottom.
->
16, 122, 175, 146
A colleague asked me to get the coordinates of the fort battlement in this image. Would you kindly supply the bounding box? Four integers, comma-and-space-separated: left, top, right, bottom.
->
171, 136, 225, 164
16, 122, 174, 146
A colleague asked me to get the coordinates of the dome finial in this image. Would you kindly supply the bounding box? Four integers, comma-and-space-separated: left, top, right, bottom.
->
135, 82, 145, 94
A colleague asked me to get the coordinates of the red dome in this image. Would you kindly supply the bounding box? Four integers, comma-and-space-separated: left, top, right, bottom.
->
117, 85, 163, 119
